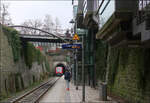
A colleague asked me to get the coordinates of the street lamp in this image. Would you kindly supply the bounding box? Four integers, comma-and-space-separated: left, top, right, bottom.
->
69, 19, 79, 90
69, 19, 75, 24
69, 19, 75, 36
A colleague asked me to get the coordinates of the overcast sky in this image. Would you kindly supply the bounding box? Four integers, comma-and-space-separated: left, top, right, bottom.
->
2, 0, 78, 29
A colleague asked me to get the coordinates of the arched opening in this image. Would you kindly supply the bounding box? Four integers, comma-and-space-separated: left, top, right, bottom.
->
55, 63, 66, 76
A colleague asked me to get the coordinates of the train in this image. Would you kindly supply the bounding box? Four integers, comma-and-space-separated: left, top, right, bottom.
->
55, 67, 64, 76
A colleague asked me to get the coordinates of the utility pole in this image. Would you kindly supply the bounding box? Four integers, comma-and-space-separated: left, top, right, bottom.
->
82, 35, 85, 102
75, 40, 78, 90
69, 19, 78, 90
74, 22, 78, 90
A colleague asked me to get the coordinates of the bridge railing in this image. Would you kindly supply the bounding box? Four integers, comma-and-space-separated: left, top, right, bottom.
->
9, 25, 71, 43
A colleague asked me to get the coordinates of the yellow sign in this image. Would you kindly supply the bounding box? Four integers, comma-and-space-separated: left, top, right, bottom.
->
73, 33, 80, 40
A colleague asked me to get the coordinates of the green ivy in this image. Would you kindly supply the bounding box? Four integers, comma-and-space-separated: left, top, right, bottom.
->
108, 48, 120, 86
15, 73, 21, 92
45, 60, 50, 72
23, 43, 46, 68
119, 48, 129, 69
135, 48, 150, 91
2, 26, 21, 62
95, 40, 108, 82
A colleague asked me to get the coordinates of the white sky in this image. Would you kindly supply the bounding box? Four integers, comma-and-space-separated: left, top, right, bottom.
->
2, 0, 78, 29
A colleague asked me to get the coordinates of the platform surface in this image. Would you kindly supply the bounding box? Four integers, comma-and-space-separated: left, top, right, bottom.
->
39, 76, 117, 103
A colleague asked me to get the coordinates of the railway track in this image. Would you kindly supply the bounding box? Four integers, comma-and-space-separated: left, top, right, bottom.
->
10, 77, 60, 103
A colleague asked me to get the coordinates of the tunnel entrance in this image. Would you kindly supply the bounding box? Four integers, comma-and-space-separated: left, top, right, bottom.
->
55, 63, 66, 76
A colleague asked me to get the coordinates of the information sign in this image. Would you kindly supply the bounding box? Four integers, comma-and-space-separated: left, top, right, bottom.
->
62, 44, 82, 49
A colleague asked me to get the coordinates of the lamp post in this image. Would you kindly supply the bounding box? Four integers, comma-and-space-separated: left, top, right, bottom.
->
69, 19, 79, 90
82, 34, 85, 102
69, 19, 75, 83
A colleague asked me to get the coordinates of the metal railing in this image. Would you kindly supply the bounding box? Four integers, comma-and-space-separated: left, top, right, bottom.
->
9, 25, 69, 43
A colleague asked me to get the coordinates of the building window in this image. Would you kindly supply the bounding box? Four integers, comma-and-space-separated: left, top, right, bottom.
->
98, 0, 115, 29
139, 0, 150, 10
137, 0, 150, 24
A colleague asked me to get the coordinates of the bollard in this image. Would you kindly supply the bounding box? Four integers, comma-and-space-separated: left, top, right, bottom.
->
99, 82, 107, 101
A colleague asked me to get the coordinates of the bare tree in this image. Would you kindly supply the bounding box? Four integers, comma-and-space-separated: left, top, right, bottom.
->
42, 14, 54, 33
20, 19, 42, 35
19, 15, 62, 35
54, 17, 61, 33
0, 3, 12, 25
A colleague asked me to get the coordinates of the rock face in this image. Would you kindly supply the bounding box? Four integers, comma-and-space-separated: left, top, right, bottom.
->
0, 27, 49, 100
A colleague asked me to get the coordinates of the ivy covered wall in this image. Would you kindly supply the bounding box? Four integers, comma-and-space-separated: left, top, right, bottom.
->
0, 25, 51, 100
95, 40, 108, 82
96, 40, 150, 103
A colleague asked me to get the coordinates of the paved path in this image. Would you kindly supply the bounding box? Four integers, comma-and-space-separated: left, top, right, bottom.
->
39, 76, 117, 103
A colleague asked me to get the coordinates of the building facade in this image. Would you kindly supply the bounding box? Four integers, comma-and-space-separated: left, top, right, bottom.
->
96, 0, 150, 47
74, 0, 99, 87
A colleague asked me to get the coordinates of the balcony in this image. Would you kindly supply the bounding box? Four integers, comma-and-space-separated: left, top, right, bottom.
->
96, 0, 141, 47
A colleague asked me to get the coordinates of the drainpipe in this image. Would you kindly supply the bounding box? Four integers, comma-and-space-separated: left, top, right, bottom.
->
99, 44, 110, 101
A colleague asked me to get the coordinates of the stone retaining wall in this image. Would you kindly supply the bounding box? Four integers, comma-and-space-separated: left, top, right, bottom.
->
0, 28, 48, 100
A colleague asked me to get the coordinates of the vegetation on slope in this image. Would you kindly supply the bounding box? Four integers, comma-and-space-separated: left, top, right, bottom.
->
2, 26, 21, 62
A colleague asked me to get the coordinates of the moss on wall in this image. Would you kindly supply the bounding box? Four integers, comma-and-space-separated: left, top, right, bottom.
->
107, 48, 120, 87
2, 25, 49, 69
45, 60, 50, 72
109, 48, 150, 103
23, 43, 45, 68
2, 26, 21, 62
0, 25, 51, 101
95, 40, 108, 82
96, 41, 150, 103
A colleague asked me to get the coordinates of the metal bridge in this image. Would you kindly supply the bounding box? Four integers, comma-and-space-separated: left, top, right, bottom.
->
9, 25, 72, 43
19, 34, 72, 43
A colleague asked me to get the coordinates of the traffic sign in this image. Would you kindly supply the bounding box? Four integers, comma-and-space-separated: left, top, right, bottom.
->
73, 33, 80, 40
62, 44, 82, 49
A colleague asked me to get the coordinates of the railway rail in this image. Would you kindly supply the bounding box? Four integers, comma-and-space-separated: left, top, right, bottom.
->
10, 77, 60, 103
